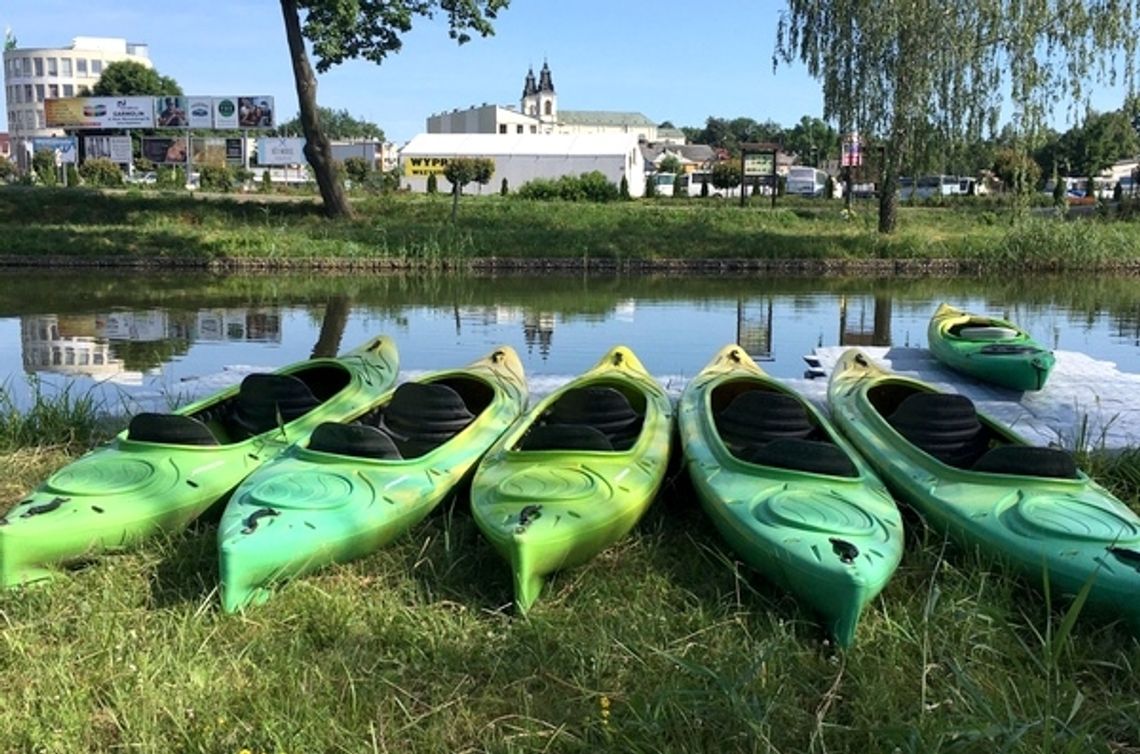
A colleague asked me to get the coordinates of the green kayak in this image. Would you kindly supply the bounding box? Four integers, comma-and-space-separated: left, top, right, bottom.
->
471, 345, 673, 612
0, 335, 399, 588
827, 347, 1140, 631
679, 345, 903, 647
217, 347, 528, 612
928, 302, 1055, 391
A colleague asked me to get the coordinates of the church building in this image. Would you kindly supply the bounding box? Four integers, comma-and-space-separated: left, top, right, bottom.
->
426, 62, 663, 142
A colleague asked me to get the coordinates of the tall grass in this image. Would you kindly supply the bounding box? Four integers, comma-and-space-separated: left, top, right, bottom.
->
0, 375, 106, 451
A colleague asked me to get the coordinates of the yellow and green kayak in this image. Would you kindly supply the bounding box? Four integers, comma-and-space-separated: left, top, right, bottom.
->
0, 335, 399, 588
828, 347, 1140, 632
471, 346, 673, 612
928, 302, 1055, 391
679, 345, 903, 647
217, 347, 528, 612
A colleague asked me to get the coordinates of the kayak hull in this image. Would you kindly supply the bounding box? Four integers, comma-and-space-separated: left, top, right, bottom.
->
679, 345, 903, 647
928, 302, 1055, 391
471, 346, 673, 612
217, 347, 528, 612
0, 336, 399, 588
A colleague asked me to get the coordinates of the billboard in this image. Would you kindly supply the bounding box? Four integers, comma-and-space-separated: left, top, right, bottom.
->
45, 96, 154, 129
841, 133, 862, 167
403, 155, 468, 177
142, 136, 188, 165
31, 136, 78, 163
84, 135, 133, 163
186, 96, 214, 129
257, 137, 305, 165
154, 96, 188, 128
238, 96, 275, 128
213, 97, 239, 129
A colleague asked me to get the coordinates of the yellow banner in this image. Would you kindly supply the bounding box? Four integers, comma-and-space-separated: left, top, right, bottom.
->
403, 156, 495, 177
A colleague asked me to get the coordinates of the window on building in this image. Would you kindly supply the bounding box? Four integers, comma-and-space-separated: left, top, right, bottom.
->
530, 125, 537, 133
63, 84, 73, 97
516, 124, 523, 133
544, 101, 552, 116
91, 60, 103, 74
48, 84, 58, 99
61, 58, 72, 77
24, 84, 33, 102
36, 109, 45, 128
11, 86, 19, 104
76, 58, 87, 75
34, 57, 43, 76
499, 124, 507, 134
22, 57, 31, 75
35, 84, 44, 102
47, 58, 57, 76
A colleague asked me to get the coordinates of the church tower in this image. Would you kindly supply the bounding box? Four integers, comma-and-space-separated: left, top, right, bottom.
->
536, 61, 557, 128
520, 66, 539, 117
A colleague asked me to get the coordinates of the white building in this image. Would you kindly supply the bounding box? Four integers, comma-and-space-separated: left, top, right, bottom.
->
3, 36, 152, 141
426, 62, 660, 142
399, 132, 646, 196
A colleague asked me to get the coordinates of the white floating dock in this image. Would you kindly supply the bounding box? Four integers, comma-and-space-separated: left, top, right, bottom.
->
793, 347, 1140, 450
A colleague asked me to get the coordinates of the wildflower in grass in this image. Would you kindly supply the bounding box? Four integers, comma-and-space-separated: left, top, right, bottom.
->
599, 695, 611, 728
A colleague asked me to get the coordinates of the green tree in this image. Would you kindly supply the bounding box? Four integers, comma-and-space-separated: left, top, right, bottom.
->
0, 155, 15, 182
342, 156, 371, 184
992, 147, 1041, 195
92, 60, 181, 96
4, 28, 17, 51
32, 149, 57, 186
500, 177, 509, 195
276, 107, 385, 140
776, 0, 1139, 233
78, 157, 123, 187
619, 175, 630, 200
672, 172, 684, 198
644, 175, 657, 198
784, 116, 838, 166
1062, 109, 1140, 179
658, 154, 682, 174
443, 157, 494, 220
711, 161, 742, 193
280, 0, 507, 219
426, 172, 438, 194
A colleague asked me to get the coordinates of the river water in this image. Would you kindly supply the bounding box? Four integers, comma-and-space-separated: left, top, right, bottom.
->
0, 271, 1137, 415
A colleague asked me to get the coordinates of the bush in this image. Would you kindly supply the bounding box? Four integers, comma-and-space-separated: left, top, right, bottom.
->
32, 149, 58, 186
426, 173, 438, 194
260, 170, 273, 193
619, 175, 630, 200
78, 157, 123, 187
516, 171, 619, 202
644, 176, 657, 198
199, 163, 234, 192
673, 173, 685, 198
343, 157, 370, 184
156, 166, 185, 190
0, 155, 16, 182
500, 177, 509, 196
65, 164, 81, 187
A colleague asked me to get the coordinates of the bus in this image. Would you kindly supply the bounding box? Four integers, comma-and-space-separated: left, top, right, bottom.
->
785, 166, 829, 197
678, 171, 763, 198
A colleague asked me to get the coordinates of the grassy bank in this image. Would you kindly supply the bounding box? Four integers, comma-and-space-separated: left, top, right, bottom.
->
3, 187, 1140, 273
2, 389, 1140, 752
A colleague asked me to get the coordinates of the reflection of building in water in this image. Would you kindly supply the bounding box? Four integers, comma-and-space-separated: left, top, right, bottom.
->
523, 311, 556, 359
21, 314, 140, 383
839, 296, 892, 347
736, 298, 775, 361
196, 309, 282, 342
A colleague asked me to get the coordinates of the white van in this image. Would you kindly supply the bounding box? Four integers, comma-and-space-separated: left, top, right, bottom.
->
785, 166, 828, 197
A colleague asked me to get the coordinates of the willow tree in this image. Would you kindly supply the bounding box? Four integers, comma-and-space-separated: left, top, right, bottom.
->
280, 0, 509, 219
776, 1, 1138, 233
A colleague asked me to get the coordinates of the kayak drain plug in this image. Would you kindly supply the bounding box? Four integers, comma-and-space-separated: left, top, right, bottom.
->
242, 507, 280, 535
830, 538, 859, 564
516, 505, 543, 533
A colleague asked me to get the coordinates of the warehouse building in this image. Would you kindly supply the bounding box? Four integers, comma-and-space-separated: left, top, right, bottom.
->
399, 132, 646, 196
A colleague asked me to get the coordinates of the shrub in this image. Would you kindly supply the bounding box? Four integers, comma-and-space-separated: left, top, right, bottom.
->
700, 174, 709, 197
426, 173, 438, 194
343, 156, 370, 184
516, 171, 619, 202
645, 176, 657, 198
0, 155, 16, 182
619, 175, 630, 200
199, 163, 234, 192
78, 157, 123, 187
260, 170, 273, 193
65, 164, 81, 187
32, 149, 58, 186
500, 177, 509, 196
156, 165, 185, 190
673, 173, 685, 197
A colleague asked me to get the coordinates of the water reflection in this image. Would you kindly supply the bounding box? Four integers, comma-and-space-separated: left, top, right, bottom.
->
0, 271, 1136, 411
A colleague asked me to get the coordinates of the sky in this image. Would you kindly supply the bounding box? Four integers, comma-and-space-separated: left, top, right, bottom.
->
2, 1, 1132, 145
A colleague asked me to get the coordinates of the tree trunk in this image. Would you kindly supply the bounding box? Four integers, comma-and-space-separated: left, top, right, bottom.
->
878, 167, 898, 234
280, 0, 353, 219
311, 294, 350, 358
451, 182, 461, 222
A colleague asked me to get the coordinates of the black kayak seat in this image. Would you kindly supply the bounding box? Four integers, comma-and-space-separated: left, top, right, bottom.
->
308, 422, 402, 460
546, 386, 641, 450
378, 381, 476, 457
227, 373, 322, 440
519, 423, 614, 452
887, 391, 988, 468
127, 412, 219, 446
971, 445, 1079, 479
737, 438, 858, 478
715, 390, 815, 450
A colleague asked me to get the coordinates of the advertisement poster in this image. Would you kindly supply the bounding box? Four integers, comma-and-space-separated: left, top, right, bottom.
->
45, 96, 154, 129
225, 138, 244, 163
213, 97, 239, 129
186, 96, 214, 129
191, 137, 229, 165
142, 137, 189, 165
256, 137, 305, 165
31, 136, 78, 163
238, 96, 274, 128
154, 96, 188, 127
84, 135, 133, 163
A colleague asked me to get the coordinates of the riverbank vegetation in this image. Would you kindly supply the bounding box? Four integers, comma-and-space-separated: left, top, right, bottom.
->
1, 381, 1140, 752
2, 187, 1140, 273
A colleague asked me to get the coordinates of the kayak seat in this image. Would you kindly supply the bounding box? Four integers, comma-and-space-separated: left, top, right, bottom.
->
716, 390, 816, 452
971, 445, 1079, 479
226, 373, 322, 440
377, 381, 476, 458
546, 386, 642, 450
888, 392, 989, 468
954, 325, 1019, 341
308, 422, 402, 460
738, 438, 858, 477
519, 424, 614, 452
127, 412, 219, 446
